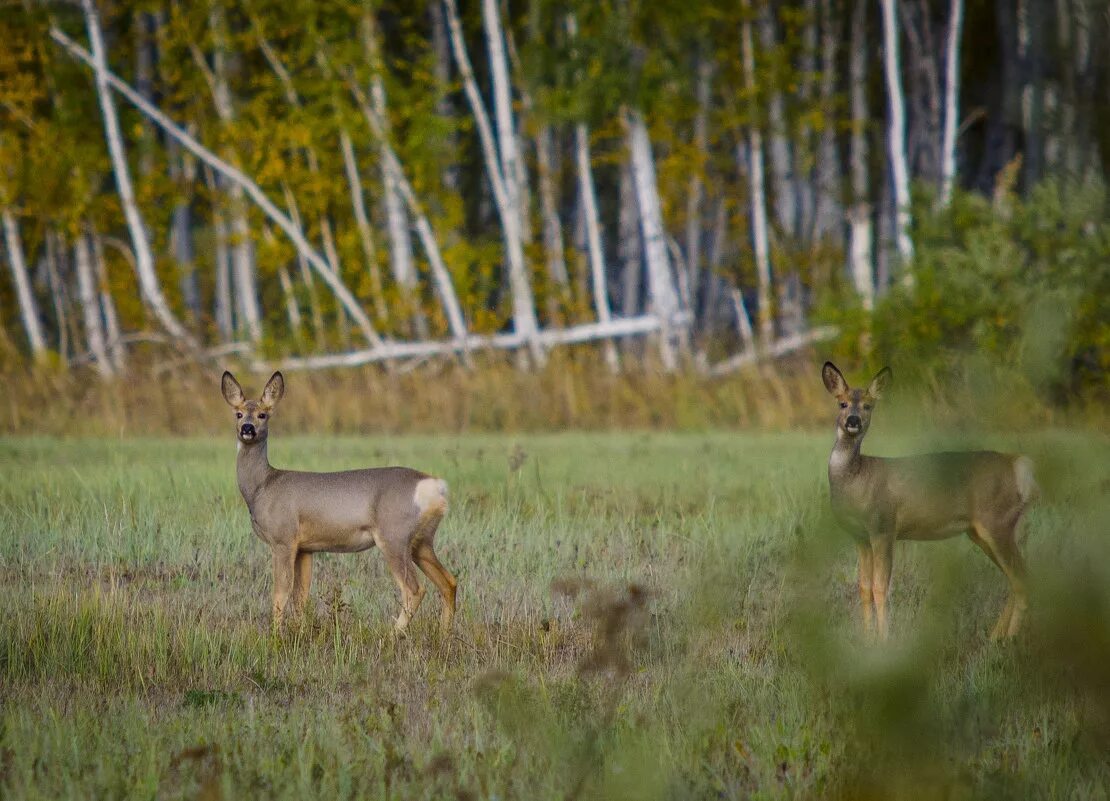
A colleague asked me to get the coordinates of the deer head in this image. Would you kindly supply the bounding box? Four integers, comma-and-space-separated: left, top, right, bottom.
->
821, 362, 891, 441
221, 371, 285, 445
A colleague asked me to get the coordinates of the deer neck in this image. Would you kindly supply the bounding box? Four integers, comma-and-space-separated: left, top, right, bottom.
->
829, 432, 864, 480
236, 439, 275, 508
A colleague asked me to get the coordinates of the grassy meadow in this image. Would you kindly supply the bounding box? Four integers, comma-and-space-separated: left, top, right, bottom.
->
2, 428, 1109, 799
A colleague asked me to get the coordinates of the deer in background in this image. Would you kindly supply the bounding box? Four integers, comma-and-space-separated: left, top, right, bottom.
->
220, 371, 458, 634
821, 362, 1036, 640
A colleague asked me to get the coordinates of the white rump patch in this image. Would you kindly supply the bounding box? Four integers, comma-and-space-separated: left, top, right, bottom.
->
1014, 456, 1038, 504
413, 477, 448, 515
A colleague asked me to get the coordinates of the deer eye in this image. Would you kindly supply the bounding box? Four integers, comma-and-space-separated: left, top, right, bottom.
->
839, 403, 848, 409
257, 413, 267, 419
235, 412, 243, 419
863, 404, 872, 411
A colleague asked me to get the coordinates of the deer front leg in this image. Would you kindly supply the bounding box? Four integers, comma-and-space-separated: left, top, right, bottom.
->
293, 551, 314, 615
856, 540, 875, 635
270, 546, 296, 630
869, 534, 895, 640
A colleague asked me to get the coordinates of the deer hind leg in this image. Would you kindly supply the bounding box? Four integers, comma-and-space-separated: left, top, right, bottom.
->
292, 551, 314, 615
413, 539, 458, 634
971, 522, 1029, 640
270, 546, 297, 630
375, 532, 425, 634
869, 535, 895, 640
856, 540, 875, 635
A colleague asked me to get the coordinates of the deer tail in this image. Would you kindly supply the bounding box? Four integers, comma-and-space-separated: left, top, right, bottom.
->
1013, 455, 1038, 506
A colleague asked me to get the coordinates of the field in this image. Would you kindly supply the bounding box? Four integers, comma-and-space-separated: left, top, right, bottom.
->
2, 429, 1109, 799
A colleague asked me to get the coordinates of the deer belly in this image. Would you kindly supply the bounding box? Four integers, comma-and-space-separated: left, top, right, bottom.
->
297, 521, 378, 553
897, 515, 970, 541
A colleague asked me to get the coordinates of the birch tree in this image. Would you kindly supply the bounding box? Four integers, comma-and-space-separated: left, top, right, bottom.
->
880, 0, 916, 277
78, 0, 196, 348
52, 24, 384, 348
740, 6, 775, 345
443, 0, 542, 364
848, 0, 874, 309
626, 109, 682, 370
191, 5, 262, 344
73, 232, 112, 376
940, 0, 965, 205
2, 209, 47, 357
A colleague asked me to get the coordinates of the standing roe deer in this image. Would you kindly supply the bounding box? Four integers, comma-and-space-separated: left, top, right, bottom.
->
821, 362, 1036, 640
220, 371, 458, 633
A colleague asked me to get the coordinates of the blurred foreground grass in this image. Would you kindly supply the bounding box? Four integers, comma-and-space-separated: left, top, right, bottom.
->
1, 430, 1108, 799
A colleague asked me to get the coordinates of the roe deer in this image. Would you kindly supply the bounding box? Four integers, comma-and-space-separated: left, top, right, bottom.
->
821, 362, 1036, 640
220, 371, 457, 633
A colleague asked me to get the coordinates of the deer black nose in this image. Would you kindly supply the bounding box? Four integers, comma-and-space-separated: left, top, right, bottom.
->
240, 423, 256, 437
845, 415, 862, 429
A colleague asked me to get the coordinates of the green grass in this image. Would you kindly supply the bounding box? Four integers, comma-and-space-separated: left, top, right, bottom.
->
2, 430, 1109, 799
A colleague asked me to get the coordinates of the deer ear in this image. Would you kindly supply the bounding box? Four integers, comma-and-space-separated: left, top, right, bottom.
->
867, 367, 892, 399
260, 371, 285, 408
221, 371, 244, 407
822, 362, 849, 396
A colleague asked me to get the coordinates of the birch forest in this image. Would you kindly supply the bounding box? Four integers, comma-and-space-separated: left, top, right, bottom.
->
1, 0, 1107, 383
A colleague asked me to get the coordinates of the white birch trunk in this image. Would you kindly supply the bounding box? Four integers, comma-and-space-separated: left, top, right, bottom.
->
339, 128, 388, 323
741, 12, 776, 345
371, 75, 425, 338
813, 0, 843, 241
626, 109, 681, 370
73, 232, 113, 376
443, 0, 541, 363
940, 0, 965, 206
575, 122, 619, 372
2, 209, 47, 357
79, 0, 195, 347
90, 230, 126, 371
52, 25, 382, 348
849, 0, 874, 309
880, 0, 916, 277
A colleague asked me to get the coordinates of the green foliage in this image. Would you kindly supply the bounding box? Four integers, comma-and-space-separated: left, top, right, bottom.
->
827, 182, 1110, 400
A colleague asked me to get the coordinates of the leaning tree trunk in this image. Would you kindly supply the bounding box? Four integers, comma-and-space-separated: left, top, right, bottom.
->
79, 0, 195, 347
940, 0, 965, 205
73, 232, 113, 376
741, 8, 776, 345
443, 0, 542, 364
880, 0, 916, 280
626, 109, 682, 370
2, 209, 47, 358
